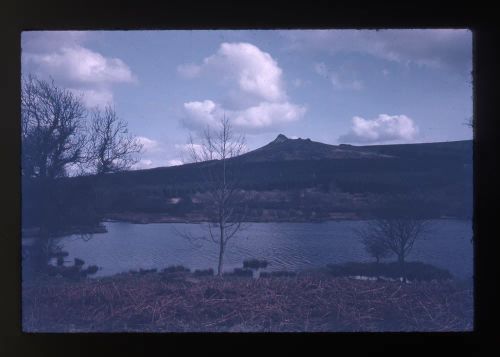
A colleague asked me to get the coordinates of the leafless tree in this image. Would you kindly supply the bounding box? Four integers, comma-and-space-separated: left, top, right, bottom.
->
86, 105, 143, 175
184, 115, 247, 276
21, 75, 100, 274
361, 218, 429, 281
21, 75, 87, 179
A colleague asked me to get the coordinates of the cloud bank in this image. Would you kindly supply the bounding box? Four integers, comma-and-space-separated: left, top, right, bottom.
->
22, 31, 136, 108
283, 29, 472, 74
182, 99, 306, 131
178, 42, 306, 133
131, 136, 184, 170
339, 114, 419, 144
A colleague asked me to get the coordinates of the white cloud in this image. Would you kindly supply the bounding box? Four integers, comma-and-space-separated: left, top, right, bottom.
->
179, 42, 306, 133
130, 136, 171, 170
201, 42, 286, 102
182, 100, 221, 129
174, 143, 206, 163
231, 102, 306, 129
339, 114, 419, 144
25, 46, 135, 85
22, 31, 136, 108
131, 159, 154, 170
182, 100, 306, 132
166, 159, 183, 167
136, 136, 161, 153
283, 29, 472, 74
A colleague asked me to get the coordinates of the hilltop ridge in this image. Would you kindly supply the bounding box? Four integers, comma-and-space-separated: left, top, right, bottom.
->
237, 134, 395, 162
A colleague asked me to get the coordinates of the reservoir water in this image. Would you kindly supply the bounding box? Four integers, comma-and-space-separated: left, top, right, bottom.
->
45, 220, 473, 280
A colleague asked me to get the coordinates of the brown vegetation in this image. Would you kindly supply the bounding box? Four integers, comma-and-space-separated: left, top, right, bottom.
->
22, 272, 473, 332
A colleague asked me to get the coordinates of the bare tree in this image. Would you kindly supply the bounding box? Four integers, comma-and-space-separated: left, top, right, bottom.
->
361, 218, 429, 281
185, 115, 247, 276
21, 75, 99, 275
21, 75, 87, 179
87, 105, 143, 175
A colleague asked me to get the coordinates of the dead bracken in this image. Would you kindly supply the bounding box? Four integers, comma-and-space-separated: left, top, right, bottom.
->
22, 272, 473, 332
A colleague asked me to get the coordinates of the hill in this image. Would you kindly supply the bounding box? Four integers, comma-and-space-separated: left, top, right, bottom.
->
22, 136, 473, 226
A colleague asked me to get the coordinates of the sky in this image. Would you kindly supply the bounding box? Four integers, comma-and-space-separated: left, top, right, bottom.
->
21, 30, 473, 170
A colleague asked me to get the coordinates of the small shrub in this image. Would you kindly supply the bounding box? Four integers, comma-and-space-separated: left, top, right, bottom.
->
193, 268, 214, 277
227, 268, 253, 277
260, 271, 296, 278
61, 266, 82, 281
51, 251, 69, 259
83, 265, 99, 276
139, 268, 157, 275
74, 258, 85, 267
326, 262, 368, 277
162, 265, 190, 274
243, 259, 269, 270
404, 262, 452, 281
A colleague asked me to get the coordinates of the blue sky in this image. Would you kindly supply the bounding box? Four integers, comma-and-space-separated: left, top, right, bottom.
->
21, 30, 473, 169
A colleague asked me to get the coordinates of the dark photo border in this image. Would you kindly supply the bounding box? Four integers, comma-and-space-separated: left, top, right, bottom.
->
1, 0, 498, 354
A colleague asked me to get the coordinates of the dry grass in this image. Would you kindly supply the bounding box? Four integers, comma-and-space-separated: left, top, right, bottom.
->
22, 272, 473, 332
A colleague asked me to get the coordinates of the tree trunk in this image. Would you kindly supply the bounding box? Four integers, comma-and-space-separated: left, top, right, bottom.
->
31, 227, 51, 275
398, 254, 406, 283
217, 225, 225, 276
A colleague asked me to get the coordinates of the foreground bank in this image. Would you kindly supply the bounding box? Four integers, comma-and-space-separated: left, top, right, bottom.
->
23, 271, 473, 332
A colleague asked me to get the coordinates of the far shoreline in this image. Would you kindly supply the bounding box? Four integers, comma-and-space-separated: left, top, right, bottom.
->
21, 215, 472, 240
102, 212, 472, 225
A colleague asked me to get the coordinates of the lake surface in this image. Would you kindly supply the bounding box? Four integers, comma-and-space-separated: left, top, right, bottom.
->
48, 220, 473, 280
